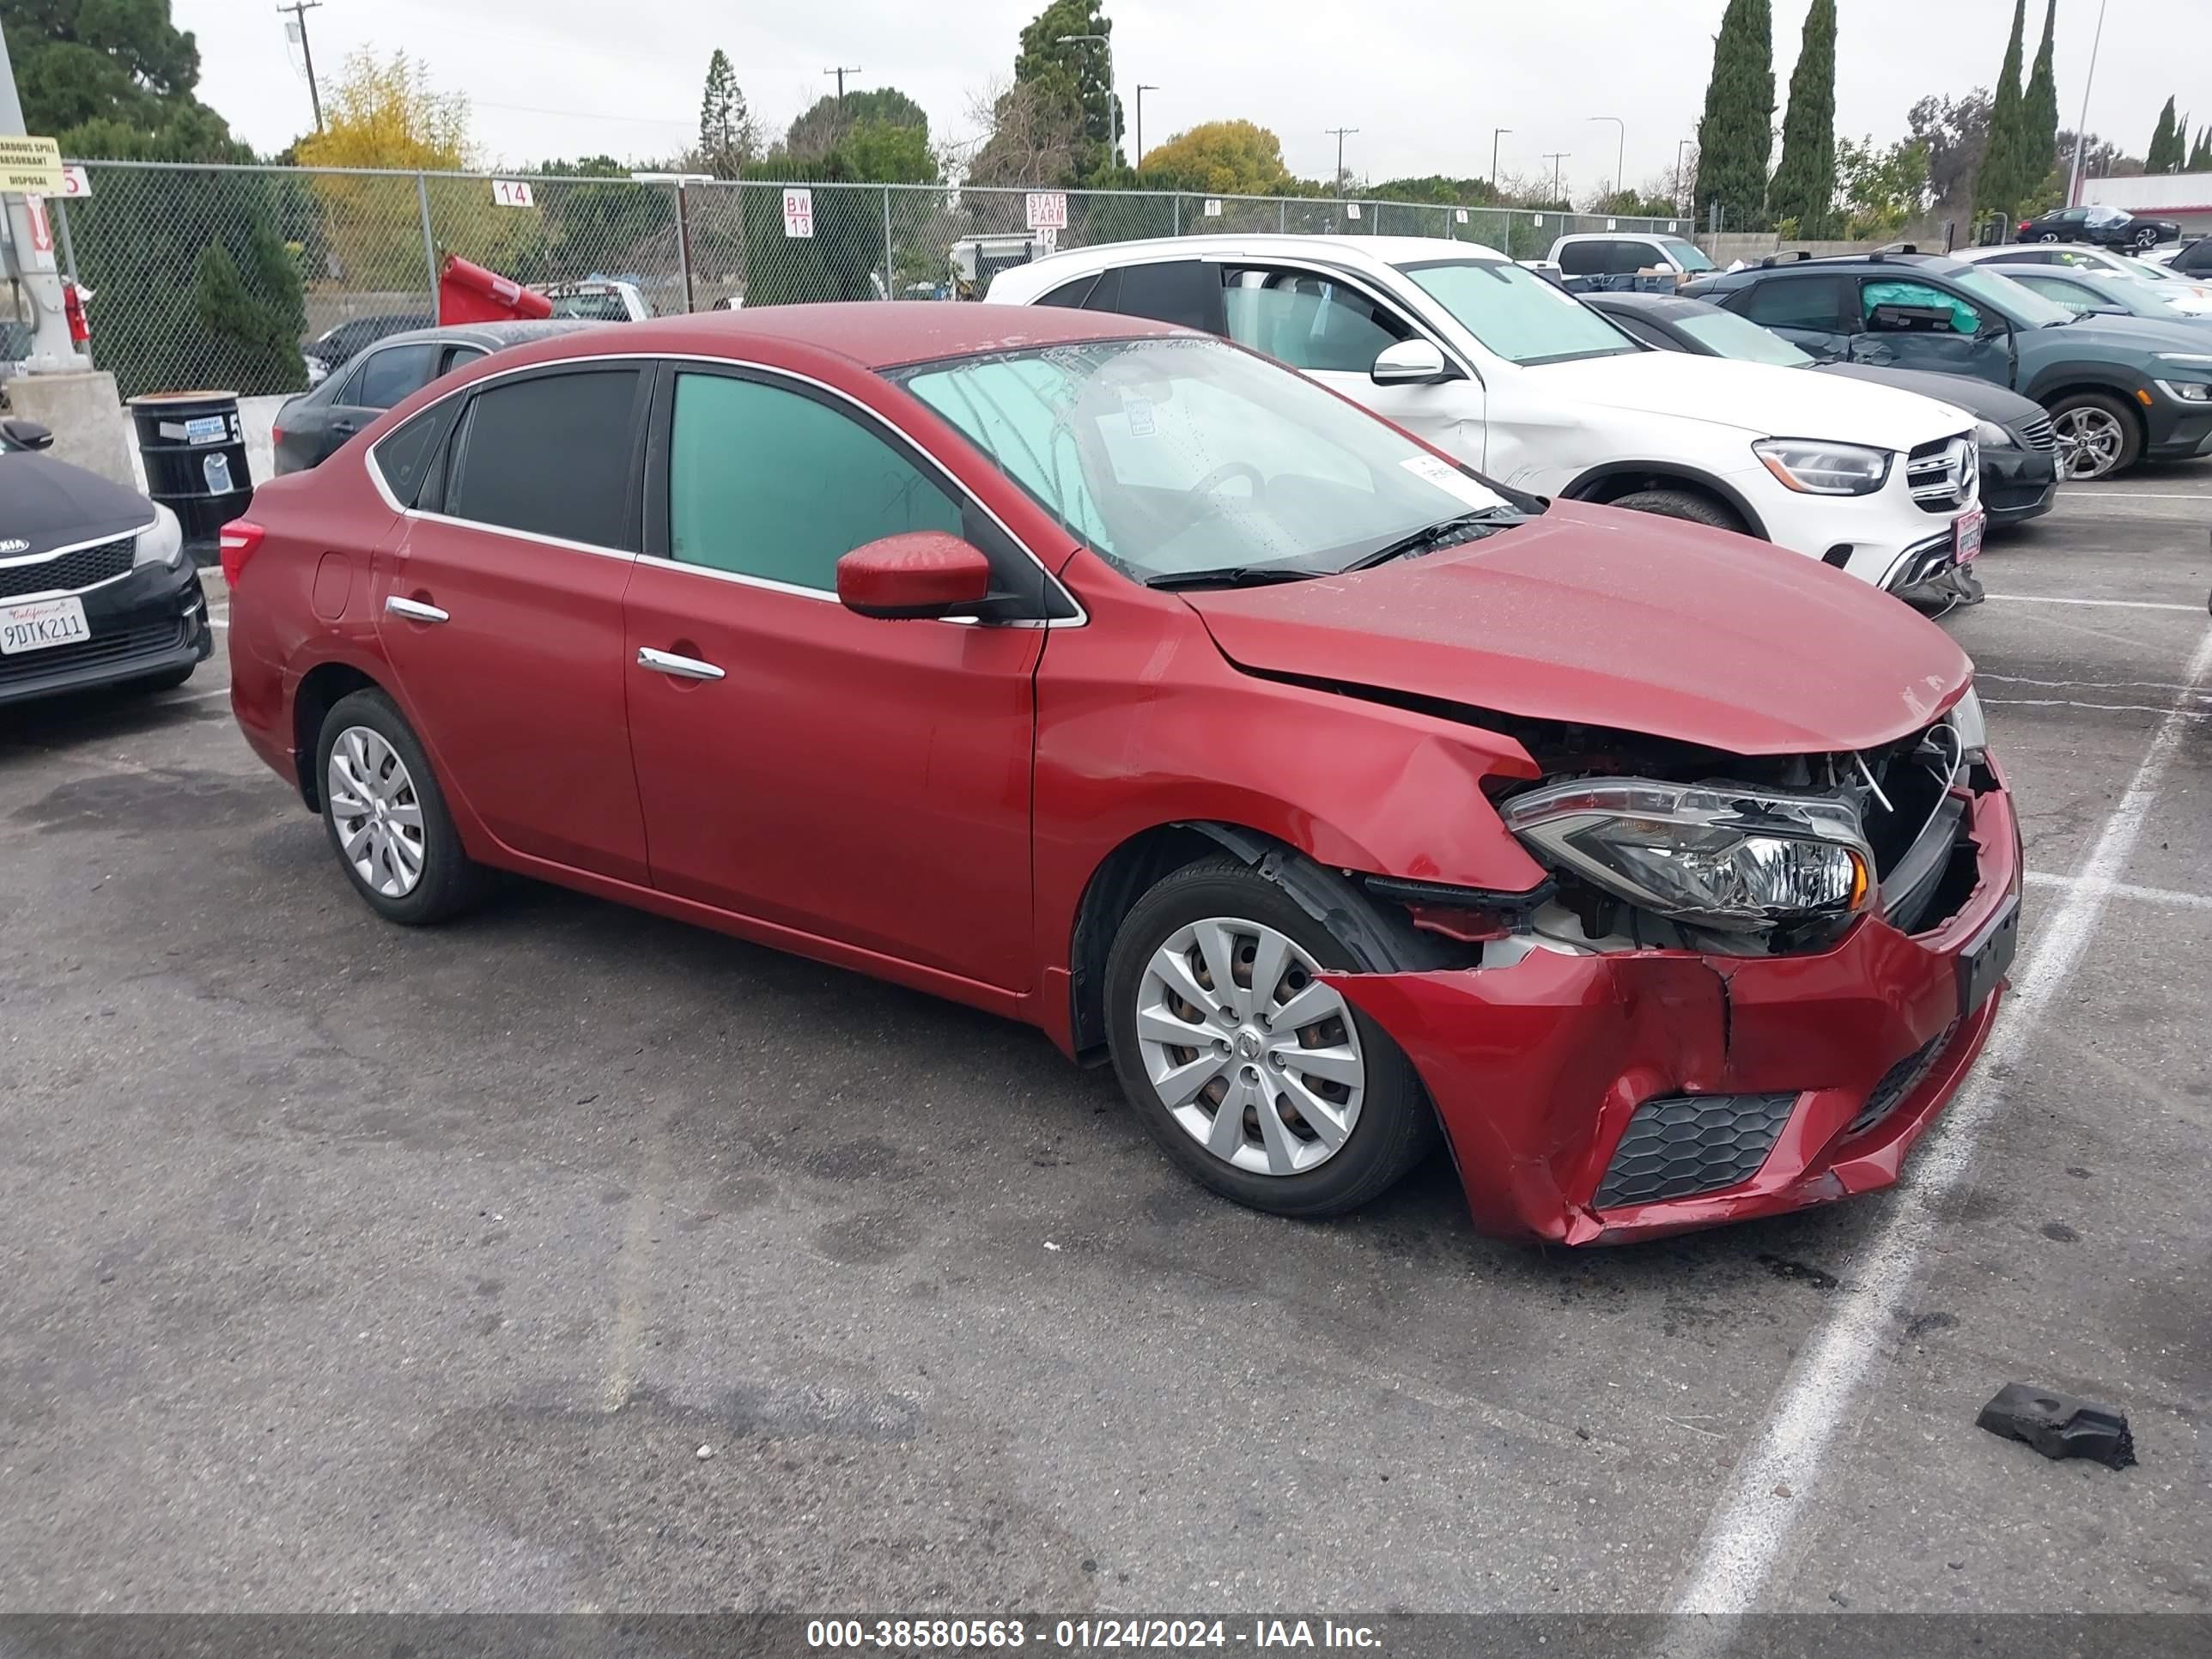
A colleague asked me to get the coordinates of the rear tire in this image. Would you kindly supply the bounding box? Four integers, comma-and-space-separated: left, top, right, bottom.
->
315, 688, 486, 926
2048, 391, 2142, 481
2131, 227, 2160, 251
1103, 856, 1437, 1218
1607, 486, 1748, 535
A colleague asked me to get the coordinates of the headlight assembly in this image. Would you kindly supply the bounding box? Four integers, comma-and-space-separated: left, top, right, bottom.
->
132, 503, 187, 570
1752, 438, 1892, 496
1973, 419, 2017, 449
2154, 379, 2212, 404
1500, 778, 1875, 933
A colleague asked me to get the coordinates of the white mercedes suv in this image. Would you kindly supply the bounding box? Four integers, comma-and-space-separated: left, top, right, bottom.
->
988, 235, 1985, 604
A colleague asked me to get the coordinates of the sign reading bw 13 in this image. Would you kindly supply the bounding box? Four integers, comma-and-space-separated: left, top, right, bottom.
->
0, 137, 65, 194
1025, 192, 1068, 231
783, 189, 815, 239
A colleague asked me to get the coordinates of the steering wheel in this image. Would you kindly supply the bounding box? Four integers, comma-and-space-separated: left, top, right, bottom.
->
1192, 460, 1267, 507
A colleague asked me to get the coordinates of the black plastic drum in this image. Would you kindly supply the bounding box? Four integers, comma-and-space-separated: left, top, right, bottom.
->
129, 391, 253, 562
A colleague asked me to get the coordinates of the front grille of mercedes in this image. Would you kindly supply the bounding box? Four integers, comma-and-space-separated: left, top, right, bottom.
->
0, 537, 135, 600
1907, 435, 1978, 513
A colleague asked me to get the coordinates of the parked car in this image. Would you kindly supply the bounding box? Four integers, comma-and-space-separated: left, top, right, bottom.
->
1980, 263, 2212, 328
224, 305, 2021, 1245
1950, 241, 2212, 313
273, 320, 597, 475
1546, 231, 1717, 283
1684, 251, 2212, 481
538, 279, 652, 321
989, 235, 1987, 606
1585, 290, 2058, 529
301, 313, 433, 385
2015, 204, 2180, 251
2163, 236, 2212, 276
0, 417, 215, 707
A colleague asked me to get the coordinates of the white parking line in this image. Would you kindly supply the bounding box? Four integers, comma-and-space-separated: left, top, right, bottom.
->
2025, 870, 2212, 911
1987, 594, 2206, 614
1669, 622, 2212, 1617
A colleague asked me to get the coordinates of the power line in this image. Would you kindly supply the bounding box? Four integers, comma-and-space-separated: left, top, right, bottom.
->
823, 65, 863, 110
276, 0, 325, 131
1325, 125, 1358, 197
1543, 151, 1571, 199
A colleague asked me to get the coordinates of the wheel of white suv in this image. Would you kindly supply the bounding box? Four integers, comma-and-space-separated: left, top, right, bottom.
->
315, 689, 486, 924
1103, 856, 1435, 1218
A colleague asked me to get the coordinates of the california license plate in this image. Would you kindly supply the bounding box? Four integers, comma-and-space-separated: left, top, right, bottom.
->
1954, 508, 1986, 563
1, 594, 90, 655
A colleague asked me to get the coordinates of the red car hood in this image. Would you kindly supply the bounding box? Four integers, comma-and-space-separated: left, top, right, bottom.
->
1182, 502, 1972, 757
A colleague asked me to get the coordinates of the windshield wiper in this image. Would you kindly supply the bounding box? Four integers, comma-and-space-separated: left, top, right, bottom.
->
1340, 508, 1524, 572
1144, 564, 1322, 592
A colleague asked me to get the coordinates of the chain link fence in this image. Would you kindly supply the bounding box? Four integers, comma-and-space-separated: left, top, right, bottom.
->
51, 161, 1700, 400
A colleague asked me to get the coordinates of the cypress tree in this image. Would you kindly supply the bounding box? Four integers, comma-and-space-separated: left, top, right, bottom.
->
2147, 98, 2181, 173
2019, 0, 2061, 203
1768, 0, 1838, 235
1973, 0, 2028, 216
2190, 127, 2212, 172
1692, 0, 1775, 230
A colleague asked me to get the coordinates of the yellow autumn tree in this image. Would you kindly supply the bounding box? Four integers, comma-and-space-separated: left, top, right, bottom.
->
1138, 120, 1293, 196
294, 52, 542, 291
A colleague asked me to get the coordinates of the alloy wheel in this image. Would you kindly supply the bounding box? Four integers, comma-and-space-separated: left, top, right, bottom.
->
1134, 917, 1366, 1176
2053, 407, 2127, 480
326, 725, 428, 898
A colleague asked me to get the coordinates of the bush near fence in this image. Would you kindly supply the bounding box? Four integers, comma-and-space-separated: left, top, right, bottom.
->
58, 161, 1710, 399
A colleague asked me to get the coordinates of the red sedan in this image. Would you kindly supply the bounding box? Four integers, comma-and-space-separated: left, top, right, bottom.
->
223, 304, 2021, 1243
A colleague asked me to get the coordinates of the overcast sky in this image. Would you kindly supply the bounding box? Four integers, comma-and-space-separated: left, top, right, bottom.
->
179, 0, 2204, 197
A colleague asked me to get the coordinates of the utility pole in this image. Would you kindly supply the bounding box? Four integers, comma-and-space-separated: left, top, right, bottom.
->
0, 16, 77, 373
2068, 0, 2111, 206
823, 65, 862, 110
1587, 116, 1624, 202
1492, 128, 1511, 187
1543, 152, 1571, 201
1326, 125, 1358, 197
1676, 138, 1694, 212
1133, 84, 1158, 167
277, 1, 325, 131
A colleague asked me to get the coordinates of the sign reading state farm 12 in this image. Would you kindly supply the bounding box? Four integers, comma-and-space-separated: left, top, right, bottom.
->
1025, 192, 1068, 231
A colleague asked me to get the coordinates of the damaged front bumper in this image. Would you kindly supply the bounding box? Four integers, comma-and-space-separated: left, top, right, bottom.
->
1325, 765, 2021, 1244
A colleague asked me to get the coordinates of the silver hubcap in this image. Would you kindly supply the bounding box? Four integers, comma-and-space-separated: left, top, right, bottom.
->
1135, 917, 1366, 1176
2053, 407, 2126, 479
326, 726, 427, 899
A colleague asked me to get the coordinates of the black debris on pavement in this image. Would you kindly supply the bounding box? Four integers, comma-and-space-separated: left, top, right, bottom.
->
1976, 1382, 2136, 1470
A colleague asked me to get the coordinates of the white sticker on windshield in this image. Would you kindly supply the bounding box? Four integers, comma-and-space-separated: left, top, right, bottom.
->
1401, 453, 1498, 507
1121, 395, 1157, 436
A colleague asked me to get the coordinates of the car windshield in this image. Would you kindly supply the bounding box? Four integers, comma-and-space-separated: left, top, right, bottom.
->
547, 291, 630, 320
1674, 307, 1814, 365
1659, 238, 1717, 272
891, 336, 1524, 584
1942, 265, 2077, 327
1395, 258, 1642, 365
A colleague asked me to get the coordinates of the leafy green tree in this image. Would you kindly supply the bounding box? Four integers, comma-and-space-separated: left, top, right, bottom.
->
2146, 97, 2183, 173
1834, 136, 1931, 240
1973, 0, 2029, 216
191, 222, 307, 396
1370, 176, 1504, 208
968, 1, 1121, 185
1910, 90, 1993, 213
1769, 0, 1838, 236
698, 49, 754, 179
0, 0, 202, 134
1692, 0, 1774, 230
786, 88, 930, 162
2020, 0, 2062, 199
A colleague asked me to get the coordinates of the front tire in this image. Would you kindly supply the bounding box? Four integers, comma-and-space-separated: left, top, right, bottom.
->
2132, 228, 2160, 251
315, 688, 485, 925
1607, 486, 1748, 534
2048, 391, 2142, 481
1103, 856, 1436, 1218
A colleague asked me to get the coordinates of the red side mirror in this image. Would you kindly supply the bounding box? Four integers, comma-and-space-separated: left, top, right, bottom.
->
836, 532, 994, 620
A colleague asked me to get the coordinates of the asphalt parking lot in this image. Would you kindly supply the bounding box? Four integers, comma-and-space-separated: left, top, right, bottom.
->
2, 474, 2207, 1620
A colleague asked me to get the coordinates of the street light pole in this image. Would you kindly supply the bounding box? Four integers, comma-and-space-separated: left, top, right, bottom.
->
1056, 33, 1116, 164
1492, 127, 1511, 187
1676, 138, 1694, 211
1587, 115, 1625, 200
1134, 84, 1158, 166
2067, 0, 2111, 206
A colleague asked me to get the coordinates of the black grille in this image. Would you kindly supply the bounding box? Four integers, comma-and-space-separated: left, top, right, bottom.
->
1594, 1092, 1798, 1209
0, 537, 136, 600
1847, 1020, 1960, 1137
2014, 413, 2057, 453
0, 618, 185, 687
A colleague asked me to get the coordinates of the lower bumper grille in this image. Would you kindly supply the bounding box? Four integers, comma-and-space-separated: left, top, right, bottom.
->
2014, 413, 2057, 453
0, 618, 187, 688
1595, 1092, 1798, 1209
1848, 1019, 1960, 1137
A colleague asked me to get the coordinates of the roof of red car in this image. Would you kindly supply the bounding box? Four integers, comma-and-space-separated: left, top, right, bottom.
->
583, 301, 1184, 370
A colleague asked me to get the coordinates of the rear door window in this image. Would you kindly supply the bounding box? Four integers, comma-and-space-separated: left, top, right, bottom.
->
1738, 276, 1852, 331
1862, 279, 1981, 334
1557, 240, 1607, 276
445, 368, 645, 550
1221, 266, 1411, 373
1091, 259, 1226, 335
350, 343, 441, 410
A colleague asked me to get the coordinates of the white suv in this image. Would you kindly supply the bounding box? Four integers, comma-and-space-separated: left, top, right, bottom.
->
988, 235, 1984, 603
1547, 231, 1719, 281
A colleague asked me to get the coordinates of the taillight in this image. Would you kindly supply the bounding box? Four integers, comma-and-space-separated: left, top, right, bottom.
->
218, 520, 266, 586
270, 422, 285, 447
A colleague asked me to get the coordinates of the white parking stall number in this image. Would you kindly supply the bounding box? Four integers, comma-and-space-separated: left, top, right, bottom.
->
491, 179, 535, 209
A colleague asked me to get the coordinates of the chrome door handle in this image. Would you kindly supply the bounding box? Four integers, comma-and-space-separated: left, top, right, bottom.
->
385, 596, 449, 623
637, 646, 724, 681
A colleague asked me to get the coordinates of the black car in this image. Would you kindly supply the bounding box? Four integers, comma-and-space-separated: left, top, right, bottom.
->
2163, 236, 2212, 277
1585, 290, 2060, 527
1683, 250, 2212, 480
2016, 204, 2180, 251
0, 418, 214, 708
275, 320, 597, 474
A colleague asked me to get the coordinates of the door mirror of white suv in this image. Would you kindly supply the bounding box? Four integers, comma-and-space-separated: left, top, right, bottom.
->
1371, 339, 1455, 386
